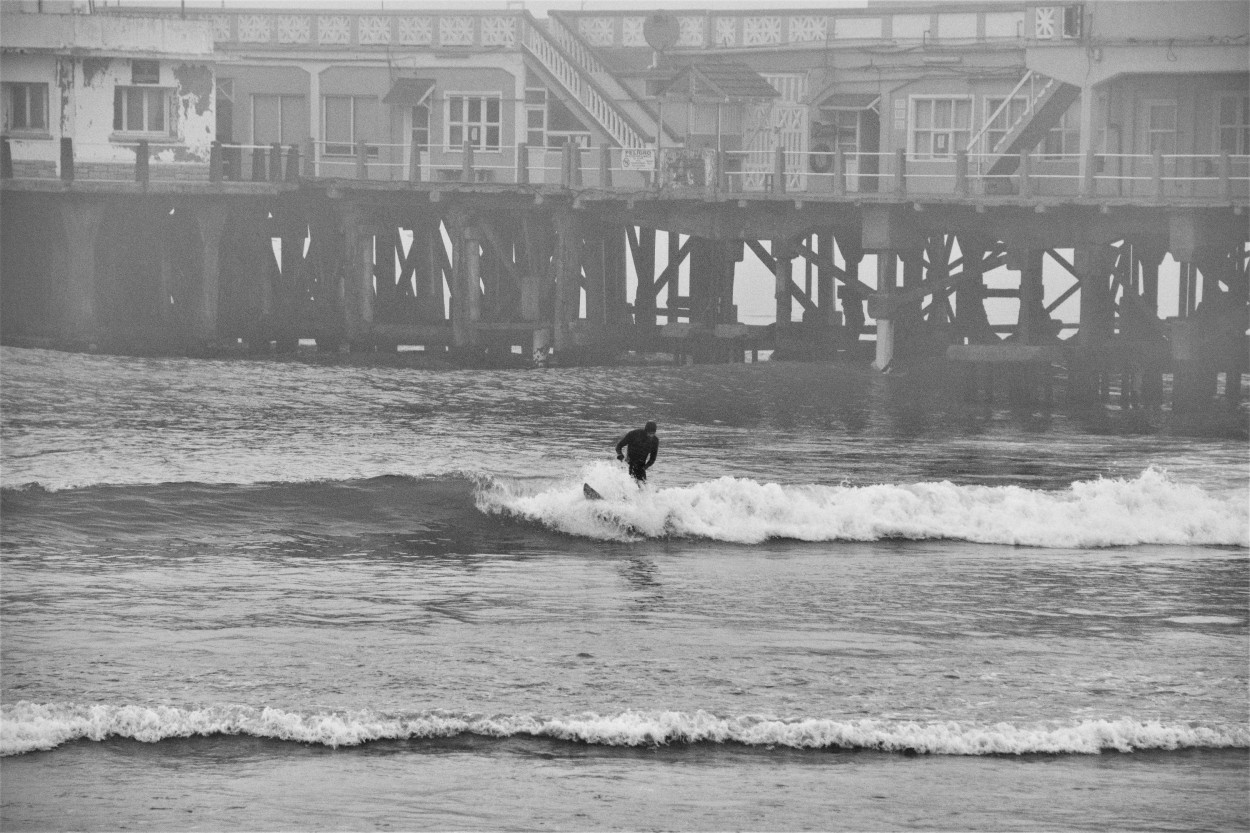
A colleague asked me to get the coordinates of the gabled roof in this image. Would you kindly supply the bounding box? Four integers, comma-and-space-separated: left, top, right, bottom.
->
662, 62, 779, 102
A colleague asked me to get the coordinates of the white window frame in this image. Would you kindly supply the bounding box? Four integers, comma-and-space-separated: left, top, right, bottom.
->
983, 96, 1028, 154
910, 95, 972, 160
252, 94, 305, 146
113, 85, 171, 136
1144, 99, 1178, 155
525, 86, 547, 149
445, 92, 502, 152
1215, 93, 1250, 155
1042, 101, 1081, 159
2, 82, 50, 135
322, 95, 378, 158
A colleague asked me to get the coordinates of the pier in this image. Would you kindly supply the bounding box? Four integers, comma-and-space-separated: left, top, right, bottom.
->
1, 2, 1246, 410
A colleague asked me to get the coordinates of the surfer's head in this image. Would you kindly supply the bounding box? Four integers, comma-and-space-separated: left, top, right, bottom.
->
645, 421, 657, 434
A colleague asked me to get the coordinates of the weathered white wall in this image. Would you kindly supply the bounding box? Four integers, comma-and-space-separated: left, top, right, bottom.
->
0, 12, 214, 58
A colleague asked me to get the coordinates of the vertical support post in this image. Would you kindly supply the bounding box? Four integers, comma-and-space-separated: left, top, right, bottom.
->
193, 200, 228, 346
772, 146, 786, 194
462, 140, 474, 182
54, 199, 107, 344
954, 149, 968, 197
631, 226, 657, 326
872, 251, 897, 371
251, 145, 265, 181
408, 142, 422, 183
1072, 243, 1112, 404
1152, 150, 1165, 201
60, 137, 74, 182
516, 142, 529, 185
552, 208, 581, 352
817, 232, 835, 327
285, 144, 300, 181
338, 204, 376, 347
569, 141, 582, 187
135, 140, 150, 184
1018, 151, 1032, 199
1219, 150, 1231, 201
599, 143, 612, 188
356, 140, 368, 180
209, 141, 223, 182
1138, 246, 1164, 408
833, 145, 846, 197
1081, 144, 1096, 197
1017, 248, 1044, 344
270, 143, 283, 182
894, 148, 906, 195
772, 239, 792, 325
303, 137, 316, 177
0, 136, 11, 179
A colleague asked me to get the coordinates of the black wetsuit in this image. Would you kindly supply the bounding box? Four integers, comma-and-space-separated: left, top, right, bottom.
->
616, 428, 659, 482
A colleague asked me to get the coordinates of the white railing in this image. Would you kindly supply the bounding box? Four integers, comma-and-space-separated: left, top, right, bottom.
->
519, 16, 648, 150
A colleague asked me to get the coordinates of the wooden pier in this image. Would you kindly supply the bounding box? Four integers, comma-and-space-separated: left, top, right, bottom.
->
2, 138, 1245, 413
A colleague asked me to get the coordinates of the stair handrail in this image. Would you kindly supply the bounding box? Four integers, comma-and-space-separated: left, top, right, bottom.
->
520, 12, 653, 149
545, 12, 680, 145
995, 75, 1056, 154
966, 70, 1035, 154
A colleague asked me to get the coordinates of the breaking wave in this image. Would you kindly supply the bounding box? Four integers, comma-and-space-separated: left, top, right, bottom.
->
3, 702, 1246, 758
478, 464, 1249, 547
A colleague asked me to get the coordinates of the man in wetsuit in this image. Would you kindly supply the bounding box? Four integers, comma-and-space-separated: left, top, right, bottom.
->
615, 421, 659, 484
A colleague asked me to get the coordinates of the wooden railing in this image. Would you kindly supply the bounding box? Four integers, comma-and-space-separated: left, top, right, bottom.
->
3, 136, 1248, 204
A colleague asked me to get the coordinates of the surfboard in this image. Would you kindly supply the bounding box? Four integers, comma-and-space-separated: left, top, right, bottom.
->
583, 483, 603, 500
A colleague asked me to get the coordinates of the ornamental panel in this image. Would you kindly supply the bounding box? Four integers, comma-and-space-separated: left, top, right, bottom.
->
677, 16, 705, 47
440, 16, 475, 46
743, 16, 781, 46
578, 16, 615, 47
713, 17, 737, 48
358, 16, 392, 45
621, 17, 646, 47
1034, 7, 1056, 38
318, 16, 351, 45
275, 15, 310, 44
398, 17, 434, 45
481, 16, 516, 47
210, 15, 232, 41
237, 15, 272, 43
788, 15, 827, 43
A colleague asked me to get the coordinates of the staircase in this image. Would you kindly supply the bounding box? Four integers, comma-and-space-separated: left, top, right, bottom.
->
519, 12, 675, 150
968, 71, 1082, 178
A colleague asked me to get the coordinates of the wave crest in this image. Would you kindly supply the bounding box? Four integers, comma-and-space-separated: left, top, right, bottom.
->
477, 465, 1248, 547
3, 702, 1245, 758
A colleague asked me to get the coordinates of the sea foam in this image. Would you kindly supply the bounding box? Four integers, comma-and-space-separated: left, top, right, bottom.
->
477, 465, 1248, 547
2, 702, 1246, 757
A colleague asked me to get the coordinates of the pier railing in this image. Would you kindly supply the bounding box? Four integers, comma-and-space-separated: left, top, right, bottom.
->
3, 135, 1248, 203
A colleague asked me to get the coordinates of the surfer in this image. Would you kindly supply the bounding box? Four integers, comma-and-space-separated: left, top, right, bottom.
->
615, 421, 659, 484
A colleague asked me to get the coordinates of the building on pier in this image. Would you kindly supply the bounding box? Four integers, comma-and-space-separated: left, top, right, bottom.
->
0, 2, 1246, 410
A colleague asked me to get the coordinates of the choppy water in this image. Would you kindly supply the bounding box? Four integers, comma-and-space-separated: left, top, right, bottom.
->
1, 346, 1247, 831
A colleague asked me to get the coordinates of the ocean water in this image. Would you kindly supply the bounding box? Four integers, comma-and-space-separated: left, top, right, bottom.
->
1, 345, 1247, 831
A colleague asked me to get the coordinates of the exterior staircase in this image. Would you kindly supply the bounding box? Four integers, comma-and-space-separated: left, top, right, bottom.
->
969, 71, 1082, 179
519, 11, 678, 149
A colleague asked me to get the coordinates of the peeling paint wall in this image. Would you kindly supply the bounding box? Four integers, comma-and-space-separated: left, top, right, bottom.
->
1, 12, 216, 171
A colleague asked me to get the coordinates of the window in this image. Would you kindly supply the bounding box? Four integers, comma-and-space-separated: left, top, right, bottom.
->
113, 86, 168, 134
1062, 5, 1083, 39
911, 96, 971, 158
131, 60, 160, 85
446, 94, 501, 151
1145, 101, 1177, 154
252, 94, 306, 146
525, 87, 547, 148
322, 95, 379, 157
1217, 94, 1250, 155
1042, 100, 1081, 158
984, 96, 1028, 154
3, 82, 48, 133
412, 102, 430, 151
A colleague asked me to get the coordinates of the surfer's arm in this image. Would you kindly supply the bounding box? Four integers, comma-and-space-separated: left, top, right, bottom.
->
615, 434, 627, 459
645, 439, 658, 468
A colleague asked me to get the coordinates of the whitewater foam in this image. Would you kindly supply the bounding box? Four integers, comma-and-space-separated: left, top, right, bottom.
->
3, 702, 1245, 758
477, 465, 1248, 547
